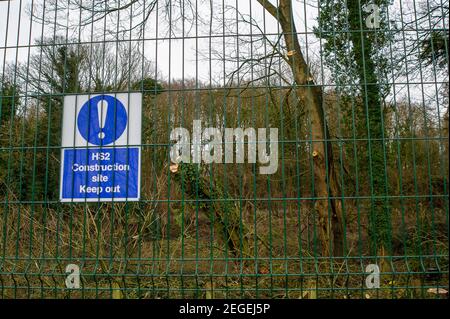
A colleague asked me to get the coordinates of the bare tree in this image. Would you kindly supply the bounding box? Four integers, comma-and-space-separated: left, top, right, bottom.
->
256, 0, 344, 256
208, 0, 345, 256
29, 0, 202, 39
14, 36, 154, 97
393, 0, 449, 78
29, 0, 345, 256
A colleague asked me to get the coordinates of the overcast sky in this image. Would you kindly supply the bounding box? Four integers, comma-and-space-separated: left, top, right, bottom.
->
0, 0, 321, 83
0, 0, 447, 109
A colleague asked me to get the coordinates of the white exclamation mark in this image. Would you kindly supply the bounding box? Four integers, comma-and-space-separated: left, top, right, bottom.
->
98, 99, 108, 139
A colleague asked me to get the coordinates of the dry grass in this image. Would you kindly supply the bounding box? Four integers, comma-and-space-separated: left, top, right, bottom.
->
0, 196, 447, 299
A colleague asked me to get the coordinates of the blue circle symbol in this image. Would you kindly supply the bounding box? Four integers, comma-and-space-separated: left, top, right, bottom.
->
77, 95, 127, 145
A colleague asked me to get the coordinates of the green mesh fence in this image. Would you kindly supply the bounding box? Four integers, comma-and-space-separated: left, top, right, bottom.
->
0, 0, 448, 299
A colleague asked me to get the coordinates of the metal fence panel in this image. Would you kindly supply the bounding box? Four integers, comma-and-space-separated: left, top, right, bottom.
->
0, 0, 448, 299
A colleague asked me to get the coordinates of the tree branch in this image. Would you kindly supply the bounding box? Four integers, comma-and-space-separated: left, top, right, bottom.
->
256, 0, 280, 20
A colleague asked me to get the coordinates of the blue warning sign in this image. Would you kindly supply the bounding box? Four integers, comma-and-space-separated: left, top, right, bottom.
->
60, 93, 141, 202
77, 95, 128, 146
61, 148, 139, 199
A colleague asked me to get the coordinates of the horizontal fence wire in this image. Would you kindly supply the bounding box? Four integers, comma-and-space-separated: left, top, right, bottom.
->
0, 0, 449, 299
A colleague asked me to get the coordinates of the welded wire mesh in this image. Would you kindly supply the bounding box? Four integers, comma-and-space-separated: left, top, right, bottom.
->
0, 0, 448, 299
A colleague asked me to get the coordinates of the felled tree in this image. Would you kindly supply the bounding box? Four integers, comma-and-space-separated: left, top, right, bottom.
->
170, 162, 252, 259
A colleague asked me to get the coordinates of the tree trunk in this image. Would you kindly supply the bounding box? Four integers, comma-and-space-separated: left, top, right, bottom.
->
258, 0, 345, 256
